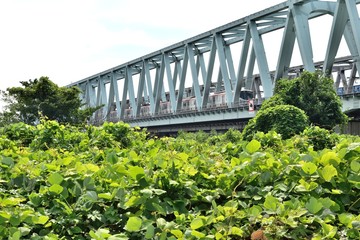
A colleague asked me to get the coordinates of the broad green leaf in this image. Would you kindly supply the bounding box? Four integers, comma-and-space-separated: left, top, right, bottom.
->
89, 230, 97, 239
128, 166, 145, 180
0, 197, 25, 207
85, 191, 98, 202
248, 205, 262, 217
29, 192, 42, 207
305, 197, 323, 214
339, 213, 354, 228
344, 143, 360, 160
0, 211, 11, 220
32, 215, 49, 225
129, 150, 139, 162
319, 165, 338, 182
1, 157, 14, 167
83, 163, 100, 172
350, 160, 360, 172
264, 194, 279, 211
230, 226, 243, 236
320, 151, 340, 166
89, 228, 112, 239
62, 156, 74, 166
145, 225, 155, 239
18, 227, 30, 236
186, 165, 198, 176
177, 152, 188, 161
231, 157, 240, 168
171, 229, 183, 238
98, 193, 113, 200
69, 226, 82, 234
54, 199, 73, 214
301, 162, 317, 174
321, 222, 337, 238
153, 189, 167, 195
48, 172, 64, 185
108, 234, 129, 240
190, 218, 204, 230
10, 230, 21, 240
106, 151, 118, 164
331, 189, 342, 194
191, 230, 206, 238
49, 184, 63, 194
10, 215, 21, 226
83, 176, 96, 190
45, 163, 60, 171
140, 189, 153, 197
125, 196, 141, 208
348, 174, 360, 184
295, 179, 318, 192
125, 217, 142, 232
215, 232, 223, 240
246, 140, 261, 154
319, 197, 336, 209
156, 218, 167, 228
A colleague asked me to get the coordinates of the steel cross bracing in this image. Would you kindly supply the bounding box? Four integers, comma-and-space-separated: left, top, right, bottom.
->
67, 0, 360, 124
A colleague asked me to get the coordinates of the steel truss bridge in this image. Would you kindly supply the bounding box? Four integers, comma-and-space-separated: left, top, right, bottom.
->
68, 0, 360, 133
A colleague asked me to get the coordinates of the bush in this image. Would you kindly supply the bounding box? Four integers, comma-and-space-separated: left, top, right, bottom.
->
242, 105, 309, 140
301, 126, 339, 151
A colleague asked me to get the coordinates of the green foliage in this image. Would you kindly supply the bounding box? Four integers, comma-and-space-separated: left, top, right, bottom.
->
301, 126, 339, 151
0, 120, 360, 239
253, 131, 283, 152
2, 122, 36, 146
274, 71, 348, 129
242, 71, 347, 141
242, 105, 309, 140
0, 77, 98, 125
258, 94, 285, 110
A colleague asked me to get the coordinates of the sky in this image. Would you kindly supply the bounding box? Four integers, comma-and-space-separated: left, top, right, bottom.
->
0, 0, 285, 93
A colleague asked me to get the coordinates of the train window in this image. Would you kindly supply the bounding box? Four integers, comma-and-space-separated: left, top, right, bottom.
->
240, 90, 253, 100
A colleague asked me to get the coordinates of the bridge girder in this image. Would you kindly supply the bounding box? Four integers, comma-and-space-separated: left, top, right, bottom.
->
69, 0, 360, 125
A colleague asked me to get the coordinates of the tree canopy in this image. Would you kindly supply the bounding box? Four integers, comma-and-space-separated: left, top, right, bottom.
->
241, 71, 347, 140
271, 71, 347, 129
0, 77, 97, 126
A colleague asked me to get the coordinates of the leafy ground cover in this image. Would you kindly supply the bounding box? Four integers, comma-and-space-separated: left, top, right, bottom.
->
0, 121, 360, 239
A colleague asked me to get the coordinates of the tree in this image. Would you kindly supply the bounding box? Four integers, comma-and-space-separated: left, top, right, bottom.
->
271, 71, 347, 129
241, 71, 346, 141
0, 76, 97, 126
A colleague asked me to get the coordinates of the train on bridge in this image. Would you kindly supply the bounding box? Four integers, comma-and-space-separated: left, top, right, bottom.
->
103, 88, 255, 121
337, 85, 360, 96
96, 82, 360, 123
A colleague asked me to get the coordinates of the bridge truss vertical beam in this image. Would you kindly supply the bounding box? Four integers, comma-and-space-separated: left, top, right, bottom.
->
233, 27, 250, 104
187, 43, 203, 110
201, 36, 217, 109
292, 3, 315, 72
249, 21, 273, 98
275, 11, 296, 80
106, 72, 121, 119
84, 80, 96, 108
176, 47, 188, 112
215, 33, 234, 105
96, 76, 107, 117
